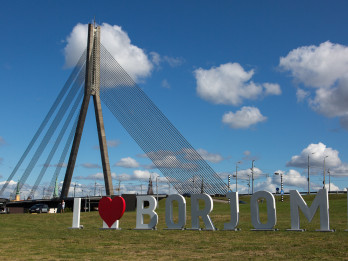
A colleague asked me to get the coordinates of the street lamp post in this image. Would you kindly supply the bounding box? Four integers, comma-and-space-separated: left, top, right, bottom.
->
228, 175, 231, 192
156, 176, 159, 209
247, 175, 251, 195
234, 161, 241, 193
307, 152, 315, 195
323, 156, 328, 189
328, 169, 331, 193
274, 172, 284, 202
251, 160, 255, 194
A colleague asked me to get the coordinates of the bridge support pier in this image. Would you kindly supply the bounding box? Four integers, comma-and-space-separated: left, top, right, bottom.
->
61, 23, 113, 198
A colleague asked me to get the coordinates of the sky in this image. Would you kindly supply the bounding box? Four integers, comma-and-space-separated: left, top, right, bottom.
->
1, 0, 348, 198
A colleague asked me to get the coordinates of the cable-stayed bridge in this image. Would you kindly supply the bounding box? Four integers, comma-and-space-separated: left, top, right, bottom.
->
0, 23, 228, 199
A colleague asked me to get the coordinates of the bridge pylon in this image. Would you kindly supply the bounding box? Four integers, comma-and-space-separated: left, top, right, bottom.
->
61, 23, 113, 198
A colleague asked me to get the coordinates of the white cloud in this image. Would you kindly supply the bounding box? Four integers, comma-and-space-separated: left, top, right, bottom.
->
153, 155, 197, 170
107, 140, 120, 148
76, 172, 118, 181
222, 106, 267, 129
312, 182, 340, 192
196, 148, 224, 163
115, 157, 140, 168
194, 63, 281, 106
287, 142, 341, 169
163, 56, 185, 67
309, 77, 348, 118
273, 169, 307, 188
279, 41, 348, 88
296, 88, 310, 102
263, 83, 282, 95
150, 52, 161, 66
149, 52, 184, 68
330, 163, 348, 177
43, 162, 67, 168
279, 41, 348, 129
161, 79, 171, 89
76, 173, 104, 180
237, 167, 263, 180
244, 150, 251, 157
181, 148, 224, 163
64, 23, 153, 82
114, 173, 132, 181
0, 137, 5, 146
81, 163, 101, 169
94, 139, 120, 150
254, 177, 277, 193
133, 170, 161, 181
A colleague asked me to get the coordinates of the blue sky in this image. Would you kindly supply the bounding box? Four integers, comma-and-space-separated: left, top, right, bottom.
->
1, 0, 348, 198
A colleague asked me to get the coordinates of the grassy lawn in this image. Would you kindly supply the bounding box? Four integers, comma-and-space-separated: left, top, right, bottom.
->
0, 194, 347, 260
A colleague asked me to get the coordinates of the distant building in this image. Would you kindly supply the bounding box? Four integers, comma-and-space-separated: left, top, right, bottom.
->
15, 182, 20, 201
147, 176, 154, 195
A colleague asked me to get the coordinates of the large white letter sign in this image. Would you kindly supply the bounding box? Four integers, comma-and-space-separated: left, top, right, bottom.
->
69, 198, 83, 229
288, 189, 333, 232
224, 192, 239, 231
165, 194, 186, 230
135, 196, 158, 230
190, 193, 215, 230
250, 191, 277, 230
346, 188, 348, 232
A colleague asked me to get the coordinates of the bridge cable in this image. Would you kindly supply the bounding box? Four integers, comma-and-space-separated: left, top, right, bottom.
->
12, 65, 86, 196
0, 49, 87, 197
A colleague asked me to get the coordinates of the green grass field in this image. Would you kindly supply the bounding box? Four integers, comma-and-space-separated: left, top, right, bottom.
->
0, 194, 347, 260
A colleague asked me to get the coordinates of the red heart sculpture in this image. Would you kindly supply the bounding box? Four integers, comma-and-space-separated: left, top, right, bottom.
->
98, 196, 126, 228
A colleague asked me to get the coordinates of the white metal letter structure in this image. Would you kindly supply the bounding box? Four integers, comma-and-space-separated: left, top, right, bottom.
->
165, 194, 186, 230
224, 192, 239, 230
190, 193, 215, 230
70, 198, 83, 229
135, 196, 158, 230
288, 189, 333, 232
250, 191, 277, 230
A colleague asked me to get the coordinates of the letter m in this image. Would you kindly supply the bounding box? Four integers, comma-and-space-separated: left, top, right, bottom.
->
289, 189, 332, 232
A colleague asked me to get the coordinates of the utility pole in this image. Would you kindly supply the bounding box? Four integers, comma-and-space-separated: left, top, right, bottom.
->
156, 176, 159, 209
328, 169, 331, 193
74, 182, 77, 197
94, 181, 97, 196
251, 160, 255, 194
274, 172, 284, 202
307, 154, 310, 195
228, 175, 231, 192
307, 152, 315, 195
201, 177, 204, 194
140, 184, 143, 195
235, 161, 241, 193
323, 156, 328, 189
247, 175, 250, 195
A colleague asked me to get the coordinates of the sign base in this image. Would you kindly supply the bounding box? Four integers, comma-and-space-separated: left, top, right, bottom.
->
286, 229, 306, 232
100, 220, 120, 230
315, 229, 335, 232
251, 228, 278, 231
69, 225, 84, 229
224, 228, 241, 231
134, 227, 157, 230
